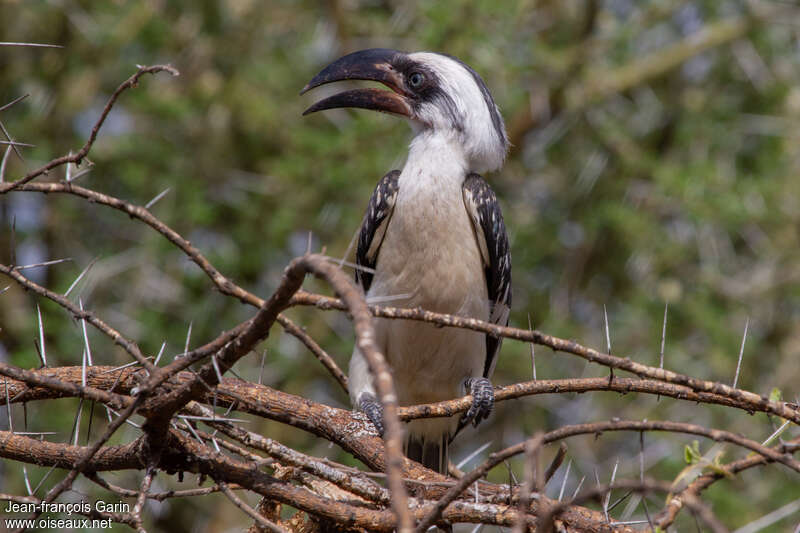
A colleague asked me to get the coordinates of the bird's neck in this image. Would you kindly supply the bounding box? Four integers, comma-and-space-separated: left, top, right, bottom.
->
402, 130, 468, 191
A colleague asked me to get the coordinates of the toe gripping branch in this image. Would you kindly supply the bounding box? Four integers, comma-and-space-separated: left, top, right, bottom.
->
360, 378, 494, 438
461, 377, 495, 427
359, 392, 385, 436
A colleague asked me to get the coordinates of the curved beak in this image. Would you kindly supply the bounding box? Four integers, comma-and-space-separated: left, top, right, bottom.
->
301, 48, 411, 117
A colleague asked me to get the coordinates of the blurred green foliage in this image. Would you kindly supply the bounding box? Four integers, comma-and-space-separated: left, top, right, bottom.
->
1, 0, 799, 530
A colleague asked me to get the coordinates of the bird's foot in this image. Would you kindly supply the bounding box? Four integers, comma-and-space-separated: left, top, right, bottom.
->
461, 377, 494, 427
358, 393, 385, 436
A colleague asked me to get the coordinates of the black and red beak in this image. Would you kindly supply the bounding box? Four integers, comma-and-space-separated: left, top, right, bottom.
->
301, 48, 412, 117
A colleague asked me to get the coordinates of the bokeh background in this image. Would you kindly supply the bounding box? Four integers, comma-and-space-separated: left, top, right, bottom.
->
2, 0, 800, 531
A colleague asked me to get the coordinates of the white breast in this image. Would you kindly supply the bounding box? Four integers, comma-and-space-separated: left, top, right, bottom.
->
366, 139, 489, 414
373, 170, 486, 314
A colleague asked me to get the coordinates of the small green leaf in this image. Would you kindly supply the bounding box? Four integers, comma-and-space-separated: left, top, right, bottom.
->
684, 440, 702, 464
769, 387, 782, 403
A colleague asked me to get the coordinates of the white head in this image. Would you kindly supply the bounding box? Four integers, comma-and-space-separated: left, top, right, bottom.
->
302, 49, 509, 173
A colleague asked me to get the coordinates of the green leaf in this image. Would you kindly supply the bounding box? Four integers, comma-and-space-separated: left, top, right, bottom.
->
769, 387, 782, 403
684, 440, 702, 464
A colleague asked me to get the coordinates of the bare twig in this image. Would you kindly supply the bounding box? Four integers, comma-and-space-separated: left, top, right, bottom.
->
220, 482, 289, 533
0, 94, 30, 113
544, 442, 568, 484
132, 466, 155, 532
0, 64, 179, 193
513, 433, 544, 533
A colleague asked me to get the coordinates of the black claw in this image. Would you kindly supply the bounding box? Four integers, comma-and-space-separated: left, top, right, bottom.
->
461, 377, 495, 427
359, 393, 385, 436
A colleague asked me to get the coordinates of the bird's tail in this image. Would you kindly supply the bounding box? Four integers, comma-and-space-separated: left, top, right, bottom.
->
405, 433, 449, 475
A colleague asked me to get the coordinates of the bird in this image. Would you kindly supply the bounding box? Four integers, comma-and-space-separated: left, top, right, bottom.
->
302, 48, 511, 474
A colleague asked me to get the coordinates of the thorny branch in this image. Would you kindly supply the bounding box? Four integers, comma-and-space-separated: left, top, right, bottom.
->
8, 179, 796, 425
1, 61, 797, 533
0, 64, 179, 193
3, 366, 799, 530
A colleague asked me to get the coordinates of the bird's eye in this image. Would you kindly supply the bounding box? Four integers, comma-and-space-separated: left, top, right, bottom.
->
408, 72, 424, 88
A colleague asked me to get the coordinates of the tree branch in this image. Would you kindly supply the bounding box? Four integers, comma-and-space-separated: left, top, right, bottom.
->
0, 65, 179, 193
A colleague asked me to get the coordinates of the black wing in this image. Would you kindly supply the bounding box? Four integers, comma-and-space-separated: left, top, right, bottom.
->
355, 170, 401, 292
462, 173, 512, 378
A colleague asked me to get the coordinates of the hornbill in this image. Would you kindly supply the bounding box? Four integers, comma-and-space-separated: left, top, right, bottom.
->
302, 49, 511, 474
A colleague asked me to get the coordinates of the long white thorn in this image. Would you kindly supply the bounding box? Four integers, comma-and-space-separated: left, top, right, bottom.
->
64, 256, 98, 297
603, 458, 619, 520
71, 398, 84, 446
36, 304, 47, 367
154, 341, 167, 366
456, 440, 493, 470
558, 459, 572, 501
0, 42, 64, 48
81, 349, 87, 388
32, 465, 56, 496
15, 258, 73, 270
100, 357, 153, 374
365, 292, 411, 304
79, 299, 93, 366
733, 317, 749, 389
64, 151, 73, 182
67, 164, 93, 183
179, 414, 248, 423
212, 355, 224, 384
182, 419, 203, 443
0, 145, 11, 183
732, 497, 800, 533
22, 465, 32, 495
0, 139, 33, 148
0, 117, 27, 164
182, 321, 193, 359
258, 350, 266, 385
660, 302, 668, 369
107, 407, 141, 428
761, 420, 790, 447
145, 187, 171, 209
571, 475, 586, 500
